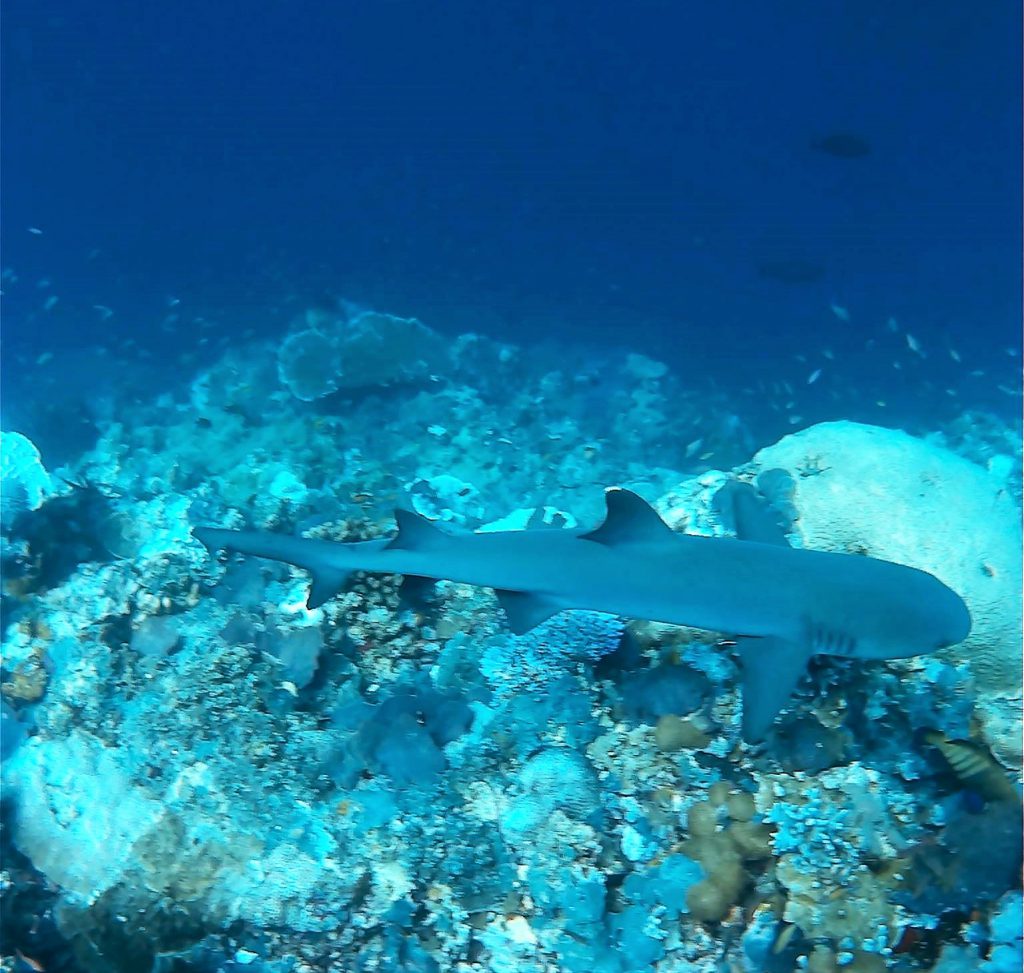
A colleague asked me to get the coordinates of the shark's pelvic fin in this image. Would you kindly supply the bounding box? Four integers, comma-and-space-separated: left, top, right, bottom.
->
309, 567, 354, 610
736, 635, 811, 742
583, 488, 676, 546
495, 589, 562, 635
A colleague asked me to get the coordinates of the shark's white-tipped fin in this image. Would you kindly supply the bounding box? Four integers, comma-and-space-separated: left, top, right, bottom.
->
583, 488, 676, 547
495, 590, 562, 634
389, 509, 450, 551
736, 635, 811, 742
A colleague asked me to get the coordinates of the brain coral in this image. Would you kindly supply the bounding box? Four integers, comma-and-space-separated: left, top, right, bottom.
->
753, 422, 1022, 758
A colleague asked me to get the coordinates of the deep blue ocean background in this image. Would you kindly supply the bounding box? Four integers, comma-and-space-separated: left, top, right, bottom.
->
2, 0, 1020, 464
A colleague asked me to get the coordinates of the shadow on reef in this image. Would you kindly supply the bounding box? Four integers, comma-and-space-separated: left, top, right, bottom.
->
2, 789, 228, 973
0, 796, 85, 973
1, 481, 131, 610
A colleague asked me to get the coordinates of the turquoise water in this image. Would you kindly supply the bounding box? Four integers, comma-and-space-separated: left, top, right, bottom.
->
1, 4, 1021, 971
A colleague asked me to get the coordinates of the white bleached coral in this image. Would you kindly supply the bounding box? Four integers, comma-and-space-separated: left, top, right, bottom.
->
0, 430, 54, 527
753, 420, 1023, 761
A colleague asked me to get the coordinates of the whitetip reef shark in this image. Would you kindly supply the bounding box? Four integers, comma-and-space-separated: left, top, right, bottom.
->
195, 483, 971, 741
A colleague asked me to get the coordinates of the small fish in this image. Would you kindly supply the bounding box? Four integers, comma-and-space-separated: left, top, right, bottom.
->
772, 922, 800, 954
788, 415, 803, 425
830, 303, 850, 322
685, 437, 704, 458
887, 317, 900, 333
27, 226, 43, 235
822, 348, 835, 360
92, 305, 114, 319
811, 132, 872, 158
15, 950, 46, 972
923, 730, 1020, 804
807, 369, 821, 385
167, 297, 181, 307
36, 352, 53, 366
42, 295, 59, 311
949, 348, 961, 362
906, 333, 924, 356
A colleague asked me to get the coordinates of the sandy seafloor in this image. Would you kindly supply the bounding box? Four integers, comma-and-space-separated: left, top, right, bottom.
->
1, 303, 1022, 973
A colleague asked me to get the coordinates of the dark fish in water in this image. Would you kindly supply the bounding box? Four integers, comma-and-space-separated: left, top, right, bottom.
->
811, 132, 872, 158
757, 259, 826, 284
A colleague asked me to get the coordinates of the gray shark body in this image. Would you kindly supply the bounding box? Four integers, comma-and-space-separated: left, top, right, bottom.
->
195, 486, 971, 740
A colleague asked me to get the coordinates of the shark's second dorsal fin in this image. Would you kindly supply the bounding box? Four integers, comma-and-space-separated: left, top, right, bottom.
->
583, 488, 676, 547
388, 509, 450, 551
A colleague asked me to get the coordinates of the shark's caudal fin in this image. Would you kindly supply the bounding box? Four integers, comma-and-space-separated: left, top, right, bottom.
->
194, 526, 361, 610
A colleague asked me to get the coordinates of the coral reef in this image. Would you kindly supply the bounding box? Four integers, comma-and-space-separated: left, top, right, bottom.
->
1, 305, 1020, 972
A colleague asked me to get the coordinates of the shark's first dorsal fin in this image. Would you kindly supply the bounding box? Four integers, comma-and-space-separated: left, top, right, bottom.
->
583, 488, 676, 547
388, 509, 449, 551
495, 589, 562, 635
735, 635, 811, 742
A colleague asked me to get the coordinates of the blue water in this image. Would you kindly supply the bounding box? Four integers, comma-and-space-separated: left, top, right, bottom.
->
1, 3, 1021, 972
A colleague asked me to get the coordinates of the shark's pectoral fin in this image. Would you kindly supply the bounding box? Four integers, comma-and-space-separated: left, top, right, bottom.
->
582, 488, 677, 546
713, 480, 792, 547
308, 568, 354, 610
735, 635, 812, 743
495, 590, 562, 635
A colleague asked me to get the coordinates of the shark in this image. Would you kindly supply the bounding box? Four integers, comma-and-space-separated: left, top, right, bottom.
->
194, 483, 971, 741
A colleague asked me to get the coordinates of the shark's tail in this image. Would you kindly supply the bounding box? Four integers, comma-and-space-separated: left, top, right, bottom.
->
194, 527, 387, 609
